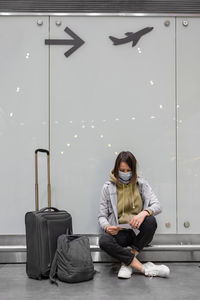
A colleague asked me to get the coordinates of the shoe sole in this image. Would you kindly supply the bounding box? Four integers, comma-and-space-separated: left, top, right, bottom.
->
118, 275, 132, 279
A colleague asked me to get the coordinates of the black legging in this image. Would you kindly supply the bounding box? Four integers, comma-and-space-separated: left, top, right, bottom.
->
99, 215, 157, 266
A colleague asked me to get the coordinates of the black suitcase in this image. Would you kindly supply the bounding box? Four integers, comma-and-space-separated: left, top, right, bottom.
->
25, 149, 72, 280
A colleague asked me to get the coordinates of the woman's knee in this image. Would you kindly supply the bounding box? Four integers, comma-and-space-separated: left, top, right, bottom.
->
142, 215, 157, 230
99, 233, 113, 250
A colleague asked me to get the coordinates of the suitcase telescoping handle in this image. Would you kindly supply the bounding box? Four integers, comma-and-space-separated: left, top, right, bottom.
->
35, 149, 51, 211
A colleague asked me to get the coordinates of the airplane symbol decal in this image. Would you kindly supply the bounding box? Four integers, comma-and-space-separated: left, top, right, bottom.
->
109, 27, 154, 47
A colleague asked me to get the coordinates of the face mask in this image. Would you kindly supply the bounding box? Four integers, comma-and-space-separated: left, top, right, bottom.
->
119, 170, 132, 181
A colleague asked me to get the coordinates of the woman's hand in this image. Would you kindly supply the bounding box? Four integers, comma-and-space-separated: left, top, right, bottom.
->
129, 211, 149, 229
106, 226, 121, 235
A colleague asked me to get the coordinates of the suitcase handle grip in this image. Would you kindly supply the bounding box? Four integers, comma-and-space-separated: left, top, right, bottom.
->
38, 207, 59, 213
35, 149, 49, 155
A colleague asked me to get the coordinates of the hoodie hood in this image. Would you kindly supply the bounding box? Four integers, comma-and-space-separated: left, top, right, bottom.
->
110, 169, 118, 184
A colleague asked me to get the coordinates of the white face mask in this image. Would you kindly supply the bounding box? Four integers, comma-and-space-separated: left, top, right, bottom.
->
118, 170, 132, 181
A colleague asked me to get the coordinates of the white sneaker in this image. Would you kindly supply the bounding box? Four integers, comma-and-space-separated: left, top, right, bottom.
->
142, 262, 170, 278
118, 263, 133, 279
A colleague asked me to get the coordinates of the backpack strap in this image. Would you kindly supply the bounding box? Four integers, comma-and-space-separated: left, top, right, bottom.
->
49, 250, 58, 286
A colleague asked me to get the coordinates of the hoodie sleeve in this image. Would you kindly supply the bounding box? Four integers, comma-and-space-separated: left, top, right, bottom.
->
98, 183, 111, 230
141, 178, 162, 216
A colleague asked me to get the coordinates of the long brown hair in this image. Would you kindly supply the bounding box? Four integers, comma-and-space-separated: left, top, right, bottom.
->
113, 151, 137, 183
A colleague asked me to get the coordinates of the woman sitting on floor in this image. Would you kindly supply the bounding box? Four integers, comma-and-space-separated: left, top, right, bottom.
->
98, 151, 170, 279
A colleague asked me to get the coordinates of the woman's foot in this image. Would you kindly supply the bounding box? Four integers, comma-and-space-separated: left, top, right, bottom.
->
142, 262, 170, 278
118, 263, 133, 279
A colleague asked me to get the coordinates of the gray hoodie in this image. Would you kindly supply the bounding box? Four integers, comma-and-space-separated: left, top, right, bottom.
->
98, 175, 162, 231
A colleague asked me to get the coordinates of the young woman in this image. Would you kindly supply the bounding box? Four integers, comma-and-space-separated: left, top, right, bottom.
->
98, 151, 170, 279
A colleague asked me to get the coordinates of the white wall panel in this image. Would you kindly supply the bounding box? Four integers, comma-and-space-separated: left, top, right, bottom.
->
0, 17, 49, 233
177, 18, 200, 233
50, 17, 176, 234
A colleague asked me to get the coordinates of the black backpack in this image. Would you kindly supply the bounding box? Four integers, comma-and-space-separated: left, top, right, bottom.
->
50, 234, 95, 284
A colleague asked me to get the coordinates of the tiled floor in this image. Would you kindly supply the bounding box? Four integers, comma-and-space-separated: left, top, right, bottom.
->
0, 262, 200, 300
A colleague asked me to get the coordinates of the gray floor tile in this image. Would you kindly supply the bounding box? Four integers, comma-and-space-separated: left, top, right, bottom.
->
0, 263, 200, 300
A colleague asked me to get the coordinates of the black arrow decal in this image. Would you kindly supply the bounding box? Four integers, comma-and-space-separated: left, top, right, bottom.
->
109, 27, 154, 47
45, 27, 85, 58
